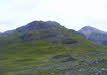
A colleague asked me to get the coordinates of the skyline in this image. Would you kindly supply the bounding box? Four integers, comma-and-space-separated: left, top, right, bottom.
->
0, 0, 107, 32
0, 20, 106, 32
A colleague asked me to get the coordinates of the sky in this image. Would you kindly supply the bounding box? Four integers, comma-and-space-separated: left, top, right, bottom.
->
0, 0, 107, 32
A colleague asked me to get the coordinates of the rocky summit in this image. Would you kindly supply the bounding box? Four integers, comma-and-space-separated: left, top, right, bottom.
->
79, 26, 107, 45
1, 21, 78, 45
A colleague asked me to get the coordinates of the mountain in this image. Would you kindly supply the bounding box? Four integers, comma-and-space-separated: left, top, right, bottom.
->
0, 21, 78, 45
0, 21, 107, 75
79, 26, 107, 45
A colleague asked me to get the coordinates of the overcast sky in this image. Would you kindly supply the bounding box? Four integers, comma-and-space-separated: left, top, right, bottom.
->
0, 0, 107, 32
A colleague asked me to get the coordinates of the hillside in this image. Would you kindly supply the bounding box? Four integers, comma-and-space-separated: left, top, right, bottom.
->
79, 26, 107, 45
0, 21, 107, 75
1, 21, 78, 44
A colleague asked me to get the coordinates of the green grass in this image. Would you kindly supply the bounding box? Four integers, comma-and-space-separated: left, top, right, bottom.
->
0, 37, 107, 75
0, 27, 107, 75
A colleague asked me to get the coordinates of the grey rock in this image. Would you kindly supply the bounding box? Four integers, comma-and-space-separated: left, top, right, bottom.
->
79, 26, 107, 45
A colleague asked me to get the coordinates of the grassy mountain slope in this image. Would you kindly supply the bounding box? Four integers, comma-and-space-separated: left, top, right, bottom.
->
0, 21, 107, 75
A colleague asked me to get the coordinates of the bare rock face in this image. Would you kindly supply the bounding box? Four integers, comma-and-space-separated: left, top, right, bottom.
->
79, 26, 107, 45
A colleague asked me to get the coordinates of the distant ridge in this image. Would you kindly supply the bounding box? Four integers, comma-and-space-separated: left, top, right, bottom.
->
79, 26, 107, 45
